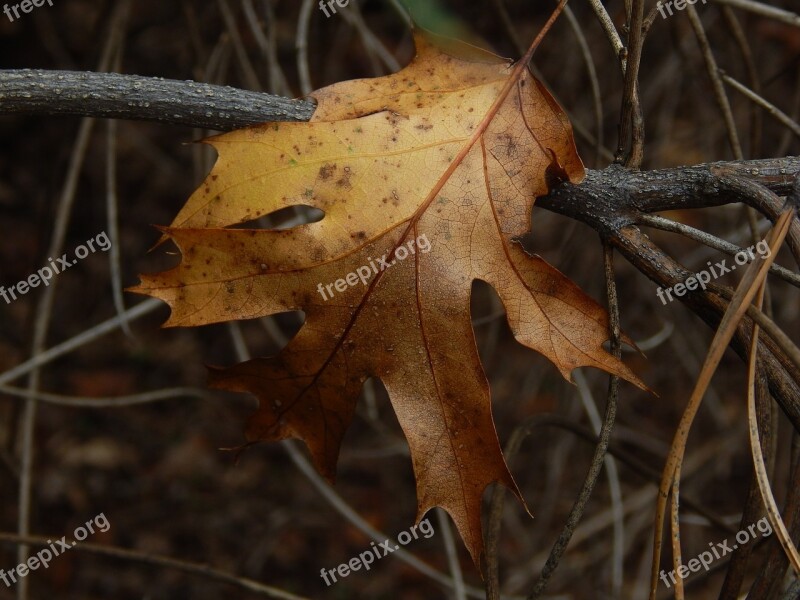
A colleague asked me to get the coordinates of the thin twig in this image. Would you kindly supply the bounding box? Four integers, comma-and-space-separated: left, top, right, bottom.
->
585, 0, 625, 70
721, 71, 800, 140
217, 0, 263, 90
637, 213, 800, 288
526, 241, 622, 599
573, 371, 624, 597
0, 299, 163, 387
435, 509, 467, 600
105, 44, 131, 339
339, 1, 401, 72
710, 0, 800, 28
562, 5, 604, 168
720, 7, 762, 156
491, 0, 525, 55
615, 0, 645, 167
296, 0, 315, 95
0, 532, 308, 600
382, 0, 413, 29
712, 288, 800, 377
0, 385, 214, 407
616, 0, 644, 169
746, 280, 800, 577
717, 378, 772, 599
686, 4, 743, 160
283, 439, 508, 599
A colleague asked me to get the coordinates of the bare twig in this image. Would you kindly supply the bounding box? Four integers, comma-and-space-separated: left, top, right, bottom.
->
0, 299, 162, 387
526, 241, 622, 599
585, 0, 625, 68
241, 0, 292, 96
686, 5, 743, 160
562, 5, 604, 167
720, 7, 762, 156
710, 0, 800, 28
637, 213, 800, 288
721, 71, 800, 139
615, 0, 645, 167
217, 0, 263, 90
296, 0, 315, 95
0, 385, 214, 407
436, 509, 467, 600
0, 532, 308, 600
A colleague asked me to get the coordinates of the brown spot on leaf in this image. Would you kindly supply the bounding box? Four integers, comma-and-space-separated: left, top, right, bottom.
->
318, 163, 336, 181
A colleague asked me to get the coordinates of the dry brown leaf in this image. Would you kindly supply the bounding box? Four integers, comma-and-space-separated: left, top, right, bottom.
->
132, 28, 646, 563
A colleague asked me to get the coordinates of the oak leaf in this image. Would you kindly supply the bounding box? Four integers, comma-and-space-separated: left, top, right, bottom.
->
132, 30, 645, 563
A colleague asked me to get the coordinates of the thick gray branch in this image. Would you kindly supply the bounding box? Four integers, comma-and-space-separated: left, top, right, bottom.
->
538, 163, 800, 434
538, 160, 800, 262
0, 69, 316, 130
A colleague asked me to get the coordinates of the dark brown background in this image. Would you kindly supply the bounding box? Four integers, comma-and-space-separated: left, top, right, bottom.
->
0, 1, 798, 598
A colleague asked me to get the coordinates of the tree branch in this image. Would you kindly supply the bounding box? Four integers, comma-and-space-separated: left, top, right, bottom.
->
0, 69, 315, 130
538, 167, 800, 433
537, 161, 800, 259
